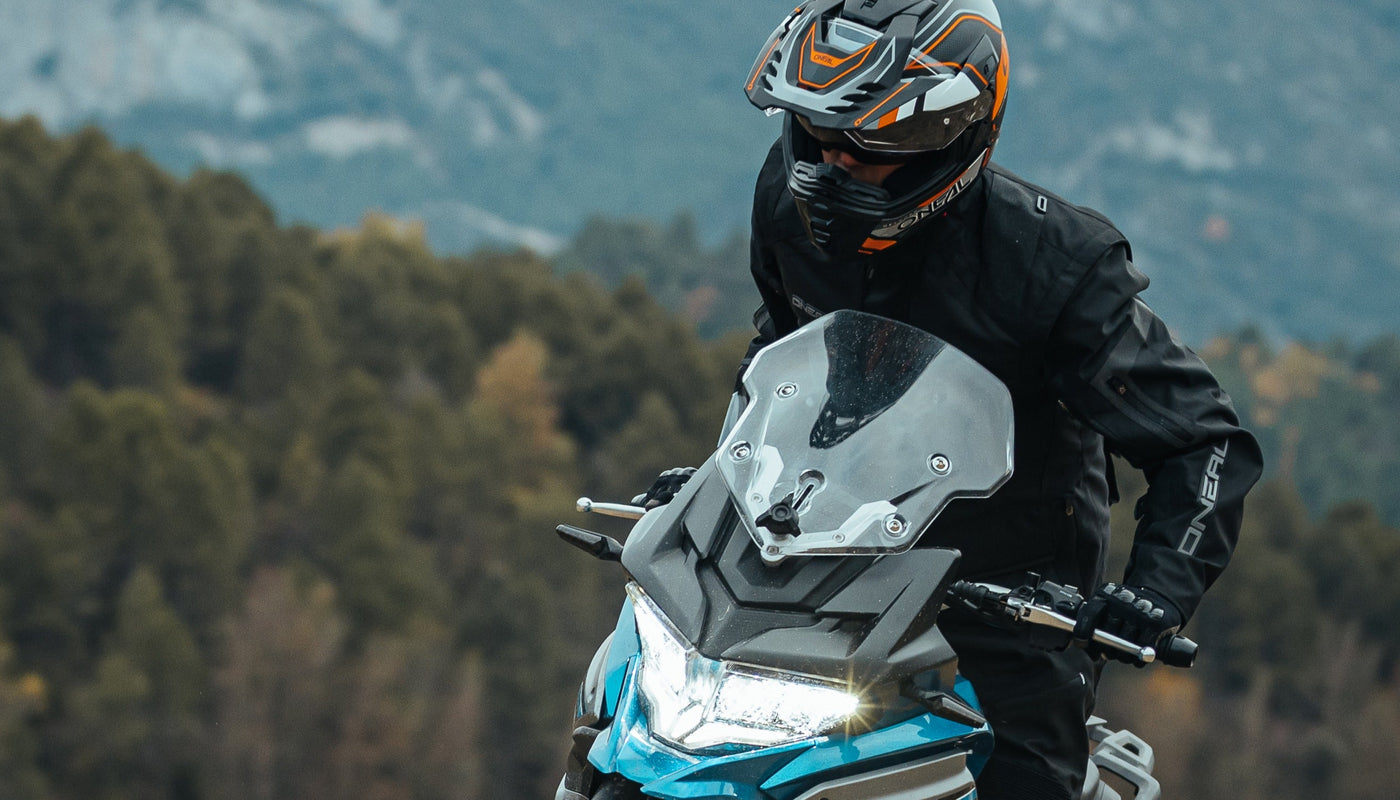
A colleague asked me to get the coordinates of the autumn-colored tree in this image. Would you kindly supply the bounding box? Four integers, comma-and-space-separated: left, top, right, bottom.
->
0, 637, 47, 800
211, 568, 347, 800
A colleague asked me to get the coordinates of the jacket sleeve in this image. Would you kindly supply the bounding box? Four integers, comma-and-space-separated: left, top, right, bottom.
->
1046, 243, 1263, 623
737, 152, 799, 390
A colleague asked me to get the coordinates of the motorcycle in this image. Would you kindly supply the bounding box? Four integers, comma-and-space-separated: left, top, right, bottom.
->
555, 310, 1195, 800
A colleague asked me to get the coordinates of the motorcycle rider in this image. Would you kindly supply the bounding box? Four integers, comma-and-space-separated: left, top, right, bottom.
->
637, 1, 1264, 798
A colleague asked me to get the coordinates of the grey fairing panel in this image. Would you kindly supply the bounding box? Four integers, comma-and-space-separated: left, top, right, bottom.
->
788, 749, 975, 800
621, 459, 962, 687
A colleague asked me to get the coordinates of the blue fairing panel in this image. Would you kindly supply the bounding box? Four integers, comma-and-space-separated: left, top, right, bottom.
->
600, 598, 639, 721
590, 666, 695, 783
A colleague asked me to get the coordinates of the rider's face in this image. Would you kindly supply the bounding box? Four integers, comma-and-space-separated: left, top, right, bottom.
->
820, 148, 905, 187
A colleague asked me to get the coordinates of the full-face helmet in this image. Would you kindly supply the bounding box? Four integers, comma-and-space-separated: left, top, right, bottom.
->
745, 0, 1009, 257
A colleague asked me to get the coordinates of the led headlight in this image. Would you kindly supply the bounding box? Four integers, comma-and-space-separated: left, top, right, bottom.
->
627, 583, 861, 751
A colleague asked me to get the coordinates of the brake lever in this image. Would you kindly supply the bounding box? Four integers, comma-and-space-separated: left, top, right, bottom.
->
576, 497, 647, 520
962, 582, 1157, 665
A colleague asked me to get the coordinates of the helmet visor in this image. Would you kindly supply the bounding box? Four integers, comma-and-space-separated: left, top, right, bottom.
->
796, 118, 911, 165
798, 90, 993, 157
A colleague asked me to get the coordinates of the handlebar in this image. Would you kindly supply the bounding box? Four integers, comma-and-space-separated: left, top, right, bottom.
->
564, 499, 1199, 669
946, 579, 1198, 668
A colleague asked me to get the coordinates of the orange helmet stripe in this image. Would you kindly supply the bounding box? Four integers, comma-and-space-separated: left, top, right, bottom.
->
854, 81, 913, 128
860, 237, 899, 251
747, 37, 783, 92
992, 36, 1010, 119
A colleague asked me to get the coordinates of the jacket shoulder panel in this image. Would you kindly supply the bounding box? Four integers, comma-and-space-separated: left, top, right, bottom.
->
754, 139, 800, 243
985, 165, 1130, 266
980, 166, 1133, 345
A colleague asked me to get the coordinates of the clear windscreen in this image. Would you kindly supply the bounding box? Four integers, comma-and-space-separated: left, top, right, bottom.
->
716, 311, 1014, 563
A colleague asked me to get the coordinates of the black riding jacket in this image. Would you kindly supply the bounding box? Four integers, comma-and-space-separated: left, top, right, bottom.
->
742, 141, 1263, 622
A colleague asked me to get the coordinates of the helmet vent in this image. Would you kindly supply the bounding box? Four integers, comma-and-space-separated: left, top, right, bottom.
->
839, 83, 884, 105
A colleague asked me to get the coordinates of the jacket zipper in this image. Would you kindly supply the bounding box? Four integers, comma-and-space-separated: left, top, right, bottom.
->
1106, 376, 1194, 447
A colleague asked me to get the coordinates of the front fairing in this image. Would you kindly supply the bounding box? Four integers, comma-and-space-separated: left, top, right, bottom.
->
620, 311, 1014, 687
592, 311, 1011, 794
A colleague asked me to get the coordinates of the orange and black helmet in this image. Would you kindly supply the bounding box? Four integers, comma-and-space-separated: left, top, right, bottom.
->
746, 0, 1009, 256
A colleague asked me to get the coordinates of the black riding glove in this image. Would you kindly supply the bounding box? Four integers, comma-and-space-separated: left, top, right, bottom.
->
631, 467, 697, 509
1073, 583, 1183, 665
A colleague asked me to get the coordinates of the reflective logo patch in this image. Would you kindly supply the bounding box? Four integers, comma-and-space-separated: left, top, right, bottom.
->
1179, 442, 1229, 556
789, 294, 823, 320
870, 154, 985, 239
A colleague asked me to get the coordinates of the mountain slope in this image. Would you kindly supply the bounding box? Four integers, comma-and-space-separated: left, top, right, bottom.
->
1, 0, 1395, 342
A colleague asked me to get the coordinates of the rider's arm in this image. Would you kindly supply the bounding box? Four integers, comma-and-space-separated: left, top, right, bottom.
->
1045, 242, 1264, 623
738, 144, 799, 390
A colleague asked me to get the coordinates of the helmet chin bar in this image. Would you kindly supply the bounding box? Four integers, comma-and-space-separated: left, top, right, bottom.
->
782, 111, 992, 258
786, 141, 990, 258
788, 160, 895, 255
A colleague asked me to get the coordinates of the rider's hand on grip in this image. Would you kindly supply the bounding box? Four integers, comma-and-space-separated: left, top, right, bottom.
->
631, 467, 697, 509
1073, 583, 1183, 666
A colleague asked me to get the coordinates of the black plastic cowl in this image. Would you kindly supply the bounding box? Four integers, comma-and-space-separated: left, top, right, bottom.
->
841, 0, 934, 28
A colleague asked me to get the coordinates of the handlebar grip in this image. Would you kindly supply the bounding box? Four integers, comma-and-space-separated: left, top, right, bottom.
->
946, 580, 985, 604
1158, 634, 1198, 668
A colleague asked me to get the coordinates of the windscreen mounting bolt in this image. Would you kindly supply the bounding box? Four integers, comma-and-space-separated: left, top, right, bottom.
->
884, 514, 909, 537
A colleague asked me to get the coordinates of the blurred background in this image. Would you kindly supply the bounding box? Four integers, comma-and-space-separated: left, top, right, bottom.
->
0, 1, 1396, 798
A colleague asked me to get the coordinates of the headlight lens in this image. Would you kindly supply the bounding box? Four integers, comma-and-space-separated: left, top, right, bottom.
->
627, 583, 861, 751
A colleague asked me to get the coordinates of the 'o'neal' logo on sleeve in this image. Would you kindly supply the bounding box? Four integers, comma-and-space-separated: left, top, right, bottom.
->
1179, 442, 1229, 556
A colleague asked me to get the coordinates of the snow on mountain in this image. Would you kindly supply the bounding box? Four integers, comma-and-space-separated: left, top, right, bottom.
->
3, 0, 296, 125
1108, 111, 1240, 175
0, 0, 548, 228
